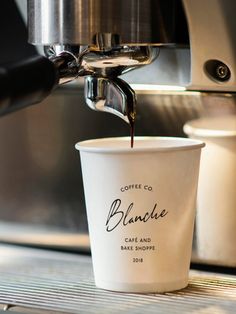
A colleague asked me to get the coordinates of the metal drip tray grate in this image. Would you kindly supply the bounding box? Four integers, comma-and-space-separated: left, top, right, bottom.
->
0, 245, 235, 314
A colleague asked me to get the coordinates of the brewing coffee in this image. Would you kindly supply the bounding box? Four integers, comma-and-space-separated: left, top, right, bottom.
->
128, 106, 136, 148
118, 79, 136, 148
130, 121, 135, 148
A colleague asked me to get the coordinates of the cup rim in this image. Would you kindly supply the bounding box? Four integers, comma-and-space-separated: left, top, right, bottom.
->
184, 115, 236, 138
75, 136, 205, 153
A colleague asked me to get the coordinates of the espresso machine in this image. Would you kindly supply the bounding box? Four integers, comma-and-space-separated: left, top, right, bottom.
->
0, 0, 236, 268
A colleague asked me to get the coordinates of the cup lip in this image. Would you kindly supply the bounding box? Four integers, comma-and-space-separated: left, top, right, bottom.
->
184, 115, 236, 138
75, 136, 205, 153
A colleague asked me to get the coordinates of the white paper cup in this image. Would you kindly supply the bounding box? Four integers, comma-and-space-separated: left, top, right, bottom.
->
184, 115, 236, 266
75, 137, 204, 293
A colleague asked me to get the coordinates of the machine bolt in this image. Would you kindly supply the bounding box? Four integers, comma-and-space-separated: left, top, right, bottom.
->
205, 60, 231, 82
216, 64, 230, 80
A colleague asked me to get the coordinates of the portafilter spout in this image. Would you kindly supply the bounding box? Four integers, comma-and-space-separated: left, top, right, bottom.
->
43, 41, 158, 124
81, 45, 157, 124
85, 76, 136, 125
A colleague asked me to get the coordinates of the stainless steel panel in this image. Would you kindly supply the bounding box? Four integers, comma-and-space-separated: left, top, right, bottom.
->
28, 0, 178, 45
0, 244, 235, 314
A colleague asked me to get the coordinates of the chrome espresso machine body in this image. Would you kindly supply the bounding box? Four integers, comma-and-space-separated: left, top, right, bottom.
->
0, 0, 236, 267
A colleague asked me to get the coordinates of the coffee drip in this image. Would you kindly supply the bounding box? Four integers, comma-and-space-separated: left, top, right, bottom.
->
129, 110, 135, 148
130, 122, 135, 148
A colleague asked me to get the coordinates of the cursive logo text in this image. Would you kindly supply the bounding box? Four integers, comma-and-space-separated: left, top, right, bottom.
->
106, 199, 168, 232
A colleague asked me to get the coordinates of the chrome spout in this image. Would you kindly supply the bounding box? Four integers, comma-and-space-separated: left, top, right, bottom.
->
85, 76, 136, 124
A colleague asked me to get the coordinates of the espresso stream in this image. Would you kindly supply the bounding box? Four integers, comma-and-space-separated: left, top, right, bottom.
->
130, 121, 135, 148
128, 107, 135, 148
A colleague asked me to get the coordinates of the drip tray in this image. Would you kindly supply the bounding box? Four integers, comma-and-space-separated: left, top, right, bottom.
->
0, 244, 235, 314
